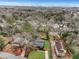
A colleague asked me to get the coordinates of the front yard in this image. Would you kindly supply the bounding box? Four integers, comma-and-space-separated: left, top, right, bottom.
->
28, 51, 45, 59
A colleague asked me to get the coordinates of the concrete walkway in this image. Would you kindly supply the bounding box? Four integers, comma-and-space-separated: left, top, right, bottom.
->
50, 40, 57, 59
45, 51, 49, 59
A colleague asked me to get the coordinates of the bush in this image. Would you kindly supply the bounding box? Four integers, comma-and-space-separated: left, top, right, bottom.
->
61, 32, 69, 38
73, 53, 79, 59
0, 39, 5, 50
0, 31, 8, 36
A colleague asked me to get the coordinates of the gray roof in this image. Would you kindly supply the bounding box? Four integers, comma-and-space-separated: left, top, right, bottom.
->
34, 38, 44, 47
0, 52, 27, 59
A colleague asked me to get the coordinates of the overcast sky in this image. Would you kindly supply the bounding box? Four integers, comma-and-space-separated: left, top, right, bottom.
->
0, 0, 79, 7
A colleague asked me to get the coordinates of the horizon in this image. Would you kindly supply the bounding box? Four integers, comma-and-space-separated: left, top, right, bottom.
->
0, 0, 78, 7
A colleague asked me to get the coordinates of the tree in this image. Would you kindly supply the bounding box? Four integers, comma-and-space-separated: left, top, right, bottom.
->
22, 21, 33, 33
4, 14, 16, 25
1, 14, 6, 19
0, 39, 5, 51
37, 24, 49, 40
54, 13, 65, 23
73, 53, 79, 59
0, 31, 8, 37
61, 32, 69, 42
37, 24, 49, 33
22, 21, 36, 39
61, 32, 69, 38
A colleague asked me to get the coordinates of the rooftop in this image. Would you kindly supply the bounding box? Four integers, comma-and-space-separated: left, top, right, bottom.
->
0, 52, 27, 59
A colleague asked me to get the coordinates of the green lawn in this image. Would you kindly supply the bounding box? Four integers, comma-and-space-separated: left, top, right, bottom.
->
44, 40, 50, 49
28, 40, 51, 59
44, 40, 51, 59
28, 51, 45, 59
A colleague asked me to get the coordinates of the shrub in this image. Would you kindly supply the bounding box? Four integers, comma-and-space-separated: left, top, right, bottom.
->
61, 32, 69, 38
73, 53, 79, 59
0, 39, 5, 50
0, 31, 8, 36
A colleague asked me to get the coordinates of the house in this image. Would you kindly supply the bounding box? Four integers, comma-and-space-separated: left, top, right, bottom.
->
0, 52, 27, 59
54, 40, 66, 57
34, 38, 44, 50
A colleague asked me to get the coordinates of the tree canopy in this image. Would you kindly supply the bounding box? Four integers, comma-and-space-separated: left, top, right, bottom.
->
0, 39, 5, 50
73, 53, 79, 59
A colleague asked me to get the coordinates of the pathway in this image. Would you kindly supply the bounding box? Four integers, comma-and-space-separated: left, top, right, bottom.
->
50, 40, 57, 59
45, 51, 49, 59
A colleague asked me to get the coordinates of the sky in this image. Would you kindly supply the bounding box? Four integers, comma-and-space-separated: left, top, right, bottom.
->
0, 0, 79, 7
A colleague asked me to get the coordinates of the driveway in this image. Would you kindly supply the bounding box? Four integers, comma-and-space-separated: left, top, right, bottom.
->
50, 40, 57, 59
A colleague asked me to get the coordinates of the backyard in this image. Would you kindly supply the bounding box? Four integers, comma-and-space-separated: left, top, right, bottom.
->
28, 40, 51, 59
28, 51, 45, 59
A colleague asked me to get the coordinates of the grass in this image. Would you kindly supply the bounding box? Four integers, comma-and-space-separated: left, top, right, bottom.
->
44, 40, 52, 59
44, 40, 50, 49
28, 51, 45, 59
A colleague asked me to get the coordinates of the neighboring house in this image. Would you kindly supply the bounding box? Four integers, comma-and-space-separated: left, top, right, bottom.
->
0, 52, 27, 59
54, 40, 66, 57
34, 38, 44, 50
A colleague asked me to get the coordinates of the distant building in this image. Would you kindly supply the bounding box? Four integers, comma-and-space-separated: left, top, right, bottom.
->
54, 40, 66, 57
